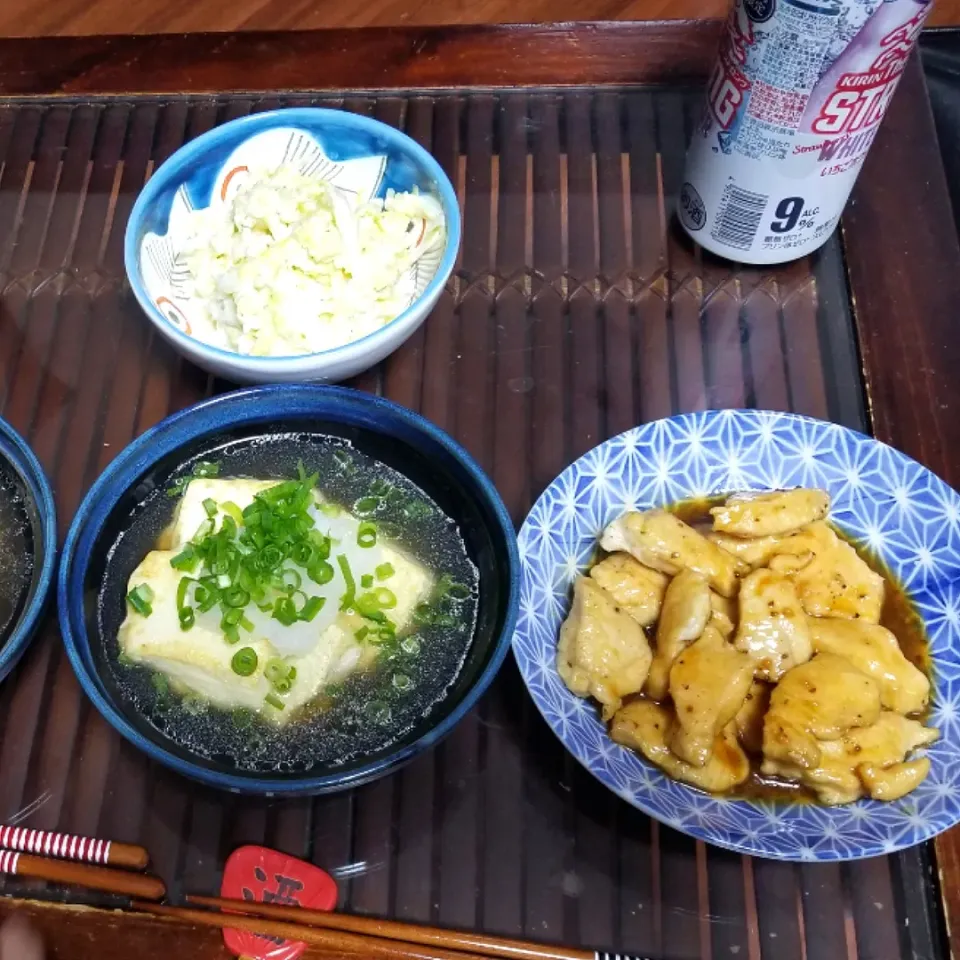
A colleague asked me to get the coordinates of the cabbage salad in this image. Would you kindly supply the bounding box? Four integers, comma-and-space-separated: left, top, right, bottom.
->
178, 166, 446, 357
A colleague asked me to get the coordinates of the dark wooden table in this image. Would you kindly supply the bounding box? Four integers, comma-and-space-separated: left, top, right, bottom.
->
0, 20, 957, 960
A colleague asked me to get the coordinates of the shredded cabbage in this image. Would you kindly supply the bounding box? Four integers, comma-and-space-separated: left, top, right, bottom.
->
179, 166, 446, 357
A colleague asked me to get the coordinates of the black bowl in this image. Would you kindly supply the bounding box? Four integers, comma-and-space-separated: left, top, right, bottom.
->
0, 417, 56, 684
59, 386, 519, 794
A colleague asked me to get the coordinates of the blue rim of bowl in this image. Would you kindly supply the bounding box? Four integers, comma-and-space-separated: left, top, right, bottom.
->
123, 108, 462, 371
0, 418, 57, 685
58, 385, 520, 794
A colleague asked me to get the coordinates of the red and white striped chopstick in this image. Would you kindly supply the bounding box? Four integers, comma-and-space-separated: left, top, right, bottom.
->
0, 825, 149, 870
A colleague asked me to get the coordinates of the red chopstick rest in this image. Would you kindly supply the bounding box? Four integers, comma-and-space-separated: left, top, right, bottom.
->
220, 845, 338, 960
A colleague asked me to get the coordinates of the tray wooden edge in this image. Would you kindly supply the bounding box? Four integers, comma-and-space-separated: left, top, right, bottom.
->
0, 898, 228, 959
0, 21, 721, 96
843, 51, 960, 960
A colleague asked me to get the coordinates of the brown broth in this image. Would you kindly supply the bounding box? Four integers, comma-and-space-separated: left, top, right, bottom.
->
651, 495, 932, 804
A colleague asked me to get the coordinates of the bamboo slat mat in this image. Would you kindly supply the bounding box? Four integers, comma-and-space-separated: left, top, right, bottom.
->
0, 89, 943, 960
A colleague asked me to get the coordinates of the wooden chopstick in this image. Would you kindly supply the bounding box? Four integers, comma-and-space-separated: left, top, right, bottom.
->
0, 850, 166, 900
132, 901, 490, 960
185, 895, 639, 960
0, 824, 149, 870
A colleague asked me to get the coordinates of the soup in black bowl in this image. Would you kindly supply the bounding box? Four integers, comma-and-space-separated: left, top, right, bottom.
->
59, 386, 519, 794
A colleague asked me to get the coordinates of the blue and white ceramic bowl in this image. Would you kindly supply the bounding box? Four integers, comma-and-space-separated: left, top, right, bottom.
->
513, 410, 960, 861
124, 109, 461, 384
59, 386, 519, 794
0, 418, 57, 684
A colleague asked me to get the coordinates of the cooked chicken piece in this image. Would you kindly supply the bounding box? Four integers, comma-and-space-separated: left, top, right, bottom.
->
733, 568, 812, 681
859, 758, 931, 801
711, 489, 830, 537
809, 618, 929, 716
669, 625, 754, 766
735, 680, 772, 755
767, 522, 884, 622
588, 553, 668, 628
762, 712, 938, 804
709, 531, 785, 570
600, 510, 747, 597
645, 569, 712, 702
710, 592, 737, 638
557, 576, 652, 720
610, 700, 750, 793
763, 653, 881, 769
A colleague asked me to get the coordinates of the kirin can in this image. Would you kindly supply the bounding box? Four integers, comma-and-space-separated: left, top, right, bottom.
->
679, 0, 932, 264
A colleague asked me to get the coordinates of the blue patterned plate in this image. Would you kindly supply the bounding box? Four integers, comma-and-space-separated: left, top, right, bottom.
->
513, 410, 960, 861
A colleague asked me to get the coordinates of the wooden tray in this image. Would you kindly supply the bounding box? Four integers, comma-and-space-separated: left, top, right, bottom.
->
0, 22, 957, 960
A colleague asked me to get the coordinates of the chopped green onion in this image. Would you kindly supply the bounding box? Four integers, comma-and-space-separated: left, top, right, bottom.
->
438, 574, 471, 599
375, 562, 395, 581
192, 461, 220, 478
333, 450, 354, 472
151, 672, 170, 696
126, 584, 154, 617
311, 533, 332, 559
299, 596, 326, 622
374, 587, 397, 610
413, 602, 434, 625
179, 607, 195, 630
357, 521, 377, 549
354, 592, 392, 622
355, 626, 370, 642
365, 700, 391, 723
308, 559, 334, 585
222, 608, 243, 627
263, 657, 297, 694
192, 518, 215, 543
240, 614, 254, 632
320, 502, 341, 517
337, 554, 356, 610
259, 544, 283, 570
221, 501, 244, 525
400, 635, 421, 656
280, 568, 302, 593
272, 597, 298, 626
197, 581, 220, 613
361, 574, 374, 589
176, 576, 192, 610
231, 647, 258, 676
203, 497, 218, 518
170, 546, 199, 572
402, 500, 433, 520
292, 542, 313, 566
265, 692, 285, 711
265, 658, 293, 685
223, 585, 250, 608
231, 708, 254, 730
392, 673, 413, 692
355, 496, 382, 516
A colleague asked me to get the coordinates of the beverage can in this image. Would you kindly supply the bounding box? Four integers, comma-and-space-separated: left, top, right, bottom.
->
679, 0, 932, 264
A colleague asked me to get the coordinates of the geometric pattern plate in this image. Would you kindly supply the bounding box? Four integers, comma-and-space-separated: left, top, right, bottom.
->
513, 410, 960, 861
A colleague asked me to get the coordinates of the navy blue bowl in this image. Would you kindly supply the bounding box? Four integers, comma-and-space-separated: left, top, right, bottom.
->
0, 418, 57, 684
58, 386, 520, 794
